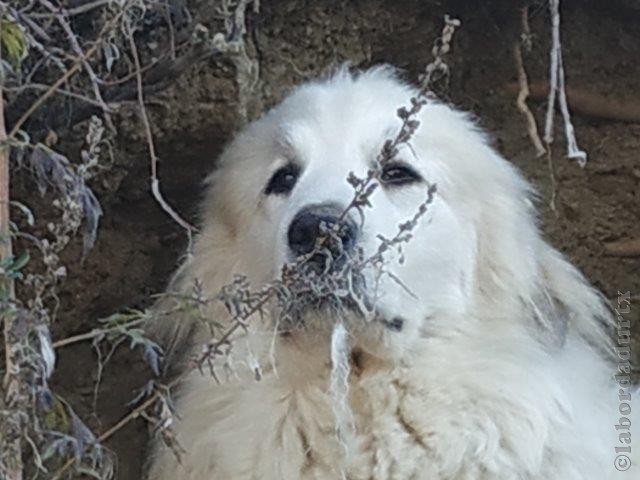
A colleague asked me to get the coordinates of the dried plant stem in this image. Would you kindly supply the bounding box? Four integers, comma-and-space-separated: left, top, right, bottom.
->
52, 318, 146, 349
40, 0, 113, 121
125, 23, 195, 245
8, 61, 83, 139
52, 279, 281, 478
420, 14, 460, 92
6, 83, 109, 109
50, 301, 266, 479
512, 6, 555, 212
50, 391, 160, 480
0, 36, 23, 478
29, 0, 112, 19
0, 57, 12, 297
8, 4, 127, 138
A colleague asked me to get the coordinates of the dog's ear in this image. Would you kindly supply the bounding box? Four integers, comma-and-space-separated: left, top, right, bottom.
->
411, 103, 613, 353
532, 244, 613, 353
147, 227, 241, 376
146, 115, 278, 376
470, 162, 613, 353
146, 166, 245, 376
146, 264, 201, 376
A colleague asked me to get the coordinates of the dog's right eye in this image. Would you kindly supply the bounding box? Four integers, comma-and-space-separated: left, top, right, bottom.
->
265, 163, 300, 195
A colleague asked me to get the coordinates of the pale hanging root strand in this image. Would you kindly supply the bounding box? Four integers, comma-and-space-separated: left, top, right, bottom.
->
513, 6, 546, 158
544, 0, 587, 166
329, 323, 354, 455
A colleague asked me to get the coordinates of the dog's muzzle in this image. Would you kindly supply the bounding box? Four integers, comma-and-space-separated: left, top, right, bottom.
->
287, 203, 358, 270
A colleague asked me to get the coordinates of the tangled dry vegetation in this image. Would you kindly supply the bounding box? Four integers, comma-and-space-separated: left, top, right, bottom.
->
0, 1, 263, 477
0, 1, 599, 479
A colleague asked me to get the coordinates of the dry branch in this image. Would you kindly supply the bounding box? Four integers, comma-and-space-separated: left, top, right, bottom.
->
125, 21, 195, 245
7, 5, 128, 138
29, 0, 112, 19
40, 40, 217, 132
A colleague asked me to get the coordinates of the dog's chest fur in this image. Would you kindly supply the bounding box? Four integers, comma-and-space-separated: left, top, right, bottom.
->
185, 365, 445, 480
159, 356, 591, 480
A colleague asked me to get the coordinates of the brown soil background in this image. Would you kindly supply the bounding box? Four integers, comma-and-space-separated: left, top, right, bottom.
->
40, 1, 640, 478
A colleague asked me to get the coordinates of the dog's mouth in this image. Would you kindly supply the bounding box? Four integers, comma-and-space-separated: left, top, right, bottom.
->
274, 252, 405, 334
274, 249, 370, 323
274, 238, 405, 333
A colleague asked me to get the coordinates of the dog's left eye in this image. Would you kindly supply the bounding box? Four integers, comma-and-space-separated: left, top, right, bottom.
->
265, 163, 300, 195
380, 163, 422, 186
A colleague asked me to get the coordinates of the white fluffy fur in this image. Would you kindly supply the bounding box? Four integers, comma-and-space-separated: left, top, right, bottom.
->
145, 67, 638, 479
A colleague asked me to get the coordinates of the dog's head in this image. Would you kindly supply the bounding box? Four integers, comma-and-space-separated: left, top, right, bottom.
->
182, 67, 610, 365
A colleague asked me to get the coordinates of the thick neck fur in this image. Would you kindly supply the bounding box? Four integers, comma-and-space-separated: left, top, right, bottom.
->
145, 68, 628, 480
151, 308, 616, 480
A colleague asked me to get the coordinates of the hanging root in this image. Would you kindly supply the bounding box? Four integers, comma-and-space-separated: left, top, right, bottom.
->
544, 0, 587, 166
513, 6, 546, 158
329, 323, 354, 455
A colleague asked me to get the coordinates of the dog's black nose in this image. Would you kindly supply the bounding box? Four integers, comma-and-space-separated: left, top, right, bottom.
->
287, 204, 357, 258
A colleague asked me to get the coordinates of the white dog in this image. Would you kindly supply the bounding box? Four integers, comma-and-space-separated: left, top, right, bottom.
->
145, 67, 637, 479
